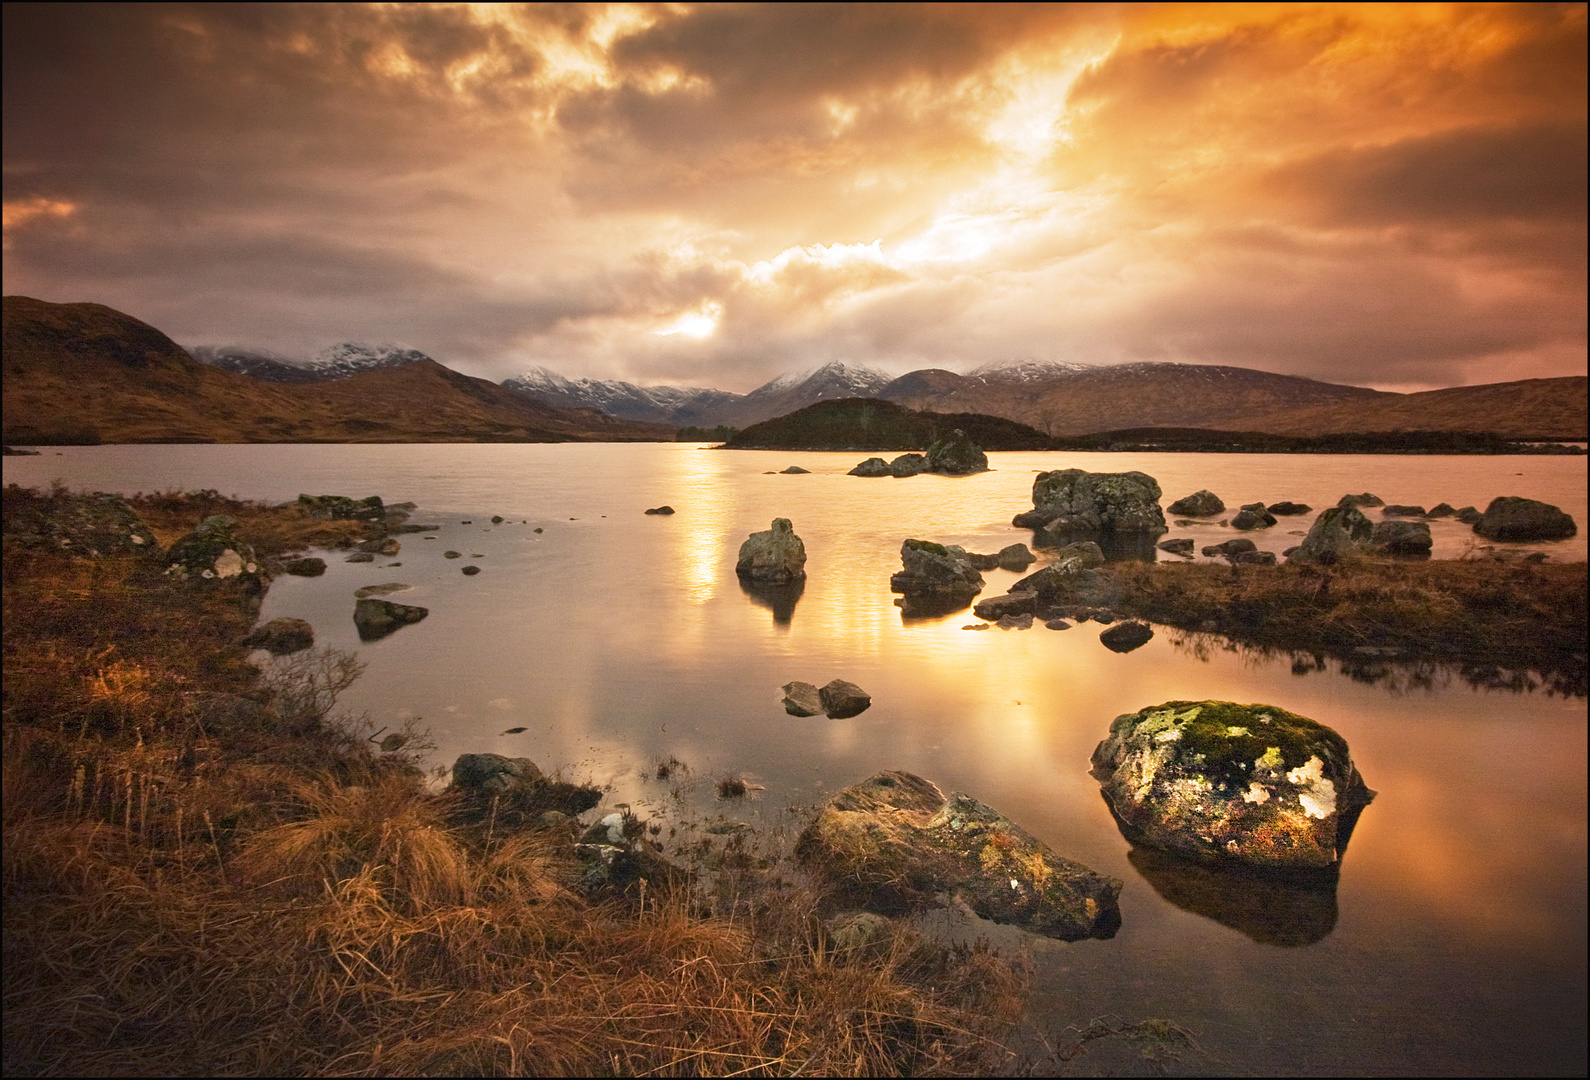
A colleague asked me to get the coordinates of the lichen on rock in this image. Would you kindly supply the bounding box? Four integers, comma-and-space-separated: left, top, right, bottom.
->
1090, 701, 1375, 875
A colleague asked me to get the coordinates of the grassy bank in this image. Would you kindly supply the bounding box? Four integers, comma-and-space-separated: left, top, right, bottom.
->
1103, 555, 1588, 695
3, 488, 1028, 1076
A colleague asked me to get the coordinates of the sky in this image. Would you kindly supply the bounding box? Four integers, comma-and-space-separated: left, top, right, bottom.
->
4, 3, 1586, 393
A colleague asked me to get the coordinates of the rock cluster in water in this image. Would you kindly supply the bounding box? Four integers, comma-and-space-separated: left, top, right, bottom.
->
1090, 701, 1375, 875
781, 679, 872, 718
1013, 469, 1168, 544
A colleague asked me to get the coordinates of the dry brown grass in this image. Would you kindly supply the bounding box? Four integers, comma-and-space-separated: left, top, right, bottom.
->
5, 490, 1030, 1076
1106, 554, 1587, 692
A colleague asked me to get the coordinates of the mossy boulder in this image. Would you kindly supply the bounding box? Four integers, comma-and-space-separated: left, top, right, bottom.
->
889, 453, 928, 477
889, 539, 984, 599
1370, 520, 1433, 558
1091, 701, 1375, 875
795, 771, 1122, 940
923, 429, 988, 475
297, 493, 385, 522
164, 515, 260, 584
353, 597, 428, 641
735, 517, 807, 584
1289, 500, 1374, 563
1, 488, 159, 557
848, 457, 892, 477
1473, 496, 1577, 541
1015, 469, 1167, 539
1166, 490, 1225, 517
241, 616, 314, 655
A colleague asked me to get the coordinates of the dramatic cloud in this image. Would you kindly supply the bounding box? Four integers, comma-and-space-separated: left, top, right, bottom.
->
3, 2, 1584, 391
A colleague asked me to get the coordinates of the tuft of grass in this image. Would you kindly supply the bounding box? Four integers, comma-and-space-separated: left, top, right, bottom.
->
718, 775, 750, 800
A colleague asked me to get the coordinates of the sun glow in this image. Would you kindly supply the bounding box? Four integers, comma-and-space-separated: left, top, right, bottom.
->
655, 301, 722, 339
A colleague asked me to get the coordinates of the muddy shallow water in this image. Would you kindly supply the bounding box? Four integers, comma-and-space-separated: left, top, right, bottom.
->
7, 443, 1586, 1075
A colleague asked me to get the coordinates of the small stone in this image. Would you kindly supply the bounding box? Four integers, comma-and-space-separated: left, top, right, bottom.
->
462, 565, 481, 575
1099, 621, 1153, 652
781, 681, 824, 717
819, 679, 872, 719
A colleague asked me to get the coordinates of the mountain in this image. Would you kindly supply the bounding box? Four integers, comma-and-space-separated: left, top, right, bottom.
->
502, 359, 894, 428
191, 342, 433, 383
721, 397, 1055, 451
502, 367, 744, 426
2, 296, 672, 444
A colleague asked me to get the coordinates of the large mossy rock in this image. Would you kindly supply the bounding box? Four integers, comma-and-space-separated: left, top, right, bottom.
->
889, 539, 984, 599
1014, 469, 1166, 539
1473, 496, 1577, 541
1289, 499, 1374, 563
1166, 490, 1224, 517
1370, 520, 1432, 557
1090, 701, 1375, 875
735, 517, 807, 583
1, 489, 160, 556
164, 515, 260, 584
923, 429, 989, 475
795, 771, 1122, 940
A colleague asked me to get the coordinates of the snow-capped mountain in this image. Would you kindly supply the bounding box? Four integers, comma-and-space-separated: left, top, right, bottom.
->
502, 360, 895, 428
189, 343, 431, 383
965, 357, 1090, 383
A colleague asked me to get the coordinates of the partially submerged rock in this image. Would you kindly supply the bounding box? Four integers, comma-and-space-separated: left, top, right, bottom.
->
297, 493, 385, 522
1231, 503, 1277, 530
1370, 520, 1433, 558
889, 539, 984, 601
1473, 496, 1577, 541
450, 752, 544, 795
819, 679, 872, 718
1090, 701, 1375, 875
848, 457, 892, 477
281, 556, 327, 576
1289, 500, 1374, 563
1267, 501, 1312, 516
1381, 504, 1426, 518
736, 518, 807, 584
781, 681, 824, 717
889, 453, 927, 477
795, 771, 1122, 940
1014, 469, 1167, 541
1166, 490, 1224, 517
644, 505, 675, 515
780, 465, 810, 474
353, 597, 428, 641
1099, 621, 1153, 653
241, 616, 314, 655
923, 429, 989, 475
1158, 537, 1195, 557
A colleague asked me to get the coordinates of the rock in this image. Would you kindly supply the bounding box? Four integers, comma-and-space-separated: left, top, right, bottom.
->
781, 681, 824, 717
995, 542, 1035, 570
490, 515, 504, 524
923, 429, 989, 475
462, 565, 481, 575
164, 515, 261, 584
281, 556, 326, 576
794, 771, 1122, 940
1045, 619, 1072, 630
354, 582, 410, 598
1381, 505, 1426, 517
1157, 538, 1195, 557
0, 489, 160, 557
1424, 503, 1456, 518
820, 679, 872, 718
889, 539, 984, 601
241, 616, 314, 655
964, 550, 1000, 571
780, 465, 810, 474
1007, 545, 1122, 609
1473, 497, 1577, 541
972, 591, 1038, 621
889, 453, 927, 477
1289, 500, 1374, 563
1099, 621, 1153, 653
1201, 538, 1257, 558
1016, 469, 1167, 539
574, 810, 687, 893
736, 518, 807, 584
1454, 506, 1482, 525
1229, 549, 1277, 565
1338, 493, 1384, 508
1371, 520, 1433, 557
826, 911, 894, 958
444, 550, 462, 559
996, 612, 1033, 630
1267, 501, 1312, 516
297, 494, 385, 522
1090, 701, 1375, 874
644, 505, 675, 515
448, 752, 544, 796
353, 597, 429, 641
1166, 490, 1224, 517
356, 537, 400, 556
1231, 503, 1277, 530
848, 457, 892, 477
344, 552, 375, 562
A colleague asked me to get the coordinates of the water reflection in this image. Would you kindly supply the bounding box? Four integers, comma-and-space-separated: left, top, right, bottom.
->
1030, 529, 1161, 563
739, 579, 804, 625
894, 594, 975, 621
1165, 629, 1587, 698
1125, 847, 1340, 947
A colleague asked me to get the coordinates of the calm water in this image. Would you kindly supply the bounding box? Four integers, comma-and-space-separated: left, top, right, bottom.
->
7, 444, 1587, 1076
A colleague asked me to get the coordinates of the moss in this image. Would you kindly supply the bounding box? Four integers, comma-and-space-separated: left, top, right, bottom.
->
903, 538, 951, 557
1133, 701, 1348, 789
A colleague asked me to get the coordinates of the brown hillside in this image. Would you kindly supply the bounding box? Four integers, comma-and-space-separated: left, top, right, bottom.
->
2, 296, 671, 443
1241, 377, 1588, 439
